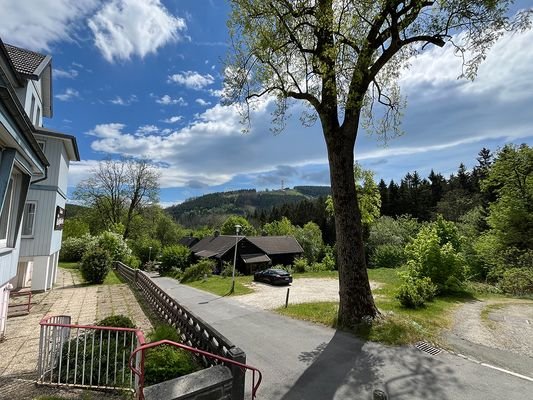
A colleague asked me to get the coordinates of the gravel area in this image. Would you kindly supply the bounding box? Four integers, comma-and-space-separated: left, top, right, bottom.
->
233, 278, 381, 310
449, 299, 533, 358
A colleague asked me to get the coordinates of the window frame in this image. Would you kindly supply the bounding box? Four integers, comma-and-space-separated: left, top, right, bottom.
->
21, 200, 37, 238
0, 178, 14, 248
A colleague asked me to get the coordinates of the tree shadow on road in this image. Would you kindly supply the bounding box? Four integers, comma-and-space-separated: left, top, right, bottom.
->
280, 330, 463, 400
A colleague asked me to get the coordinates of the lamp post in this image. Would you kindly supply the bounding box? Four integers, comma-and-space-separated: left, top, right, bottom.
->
148, 246, 152, 263
230, 224, 241, 294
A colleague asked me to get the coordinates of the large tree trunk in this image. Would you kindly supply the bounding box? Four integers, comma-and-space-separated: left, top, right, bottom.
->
324, 121, 379, 327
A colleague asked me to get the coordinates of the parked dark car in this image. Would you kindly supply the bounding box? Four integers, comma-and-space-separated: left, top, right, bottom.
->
254, 268, 293, 285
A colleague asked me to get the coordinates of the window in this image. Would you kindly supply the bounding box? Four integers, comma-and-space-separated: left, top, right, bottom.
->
35, 106, 41, 127
0, 179, 14, 248
21, 201, 37, 237
29, 95, 35, 122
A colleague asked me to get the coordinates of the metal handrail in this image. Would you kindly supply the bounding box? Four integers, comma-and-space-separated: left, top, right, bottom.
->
129, 339, 262, 400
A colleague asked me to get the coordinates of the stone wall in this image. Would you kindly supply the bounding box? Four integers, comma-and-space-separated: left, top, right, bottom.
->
144, 365, 232, 400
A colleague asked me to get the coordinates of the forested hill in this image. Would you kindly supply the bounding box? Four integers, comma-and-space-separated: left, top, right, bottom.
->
166, 186, 330, 226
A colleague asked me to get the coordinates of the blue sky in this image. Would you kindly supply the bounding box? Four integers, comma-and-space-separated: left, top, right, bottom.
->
1, 0, 532, 207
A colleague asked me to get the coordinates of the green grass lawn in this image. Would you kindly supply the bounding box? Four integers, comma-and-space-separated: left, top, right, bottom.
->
58, 261, 79, 270
278, 267, 478, 345
185, 275, 254, 296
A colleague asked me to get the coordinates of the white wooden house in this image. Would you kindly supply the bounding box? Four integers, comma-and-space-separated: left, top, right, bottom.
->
0, 39, 49, 338
0, 38, 78, 338
18, 128, 79, 291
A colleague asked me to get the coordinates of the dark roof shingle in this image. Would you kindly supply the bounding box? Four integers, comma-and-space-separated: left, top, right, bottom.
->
4, 43, 47, 77
247, 236, 304, 255
190, 236, 244, 258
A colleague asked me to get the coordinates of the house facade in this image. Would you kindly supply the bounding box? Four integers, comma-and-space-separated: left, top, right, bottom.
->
18, 128, 79, 291
0, 38, 77, 338
0, 39, 49, 338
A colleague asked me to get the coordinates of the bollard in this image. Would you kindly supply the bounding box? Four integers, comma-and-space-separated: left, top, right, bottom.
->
373, 389, 388, 400
285, 288, 290, 308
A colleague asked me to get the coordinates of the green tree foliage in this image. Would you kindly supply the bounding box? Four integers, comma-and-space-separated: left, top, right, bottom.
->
294, 222, 324, 263
59, 234, 97, 262
160, 245, 192, 275
325, 163, 381, 225
482, 144, 533, 250
227, 0, 532, 324
180, 259, 215, 283
62, 219, 90, 239
262, 216, 295, 236
130, 237, 162, 264
220, 215, 256, 235
396, 277, 437, 309
404, 217, 467, 293
96, 231, 132, 263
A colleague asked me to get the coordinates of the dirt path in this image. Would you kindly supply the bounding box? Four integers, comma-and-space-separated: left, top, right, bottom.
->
233, 277, 381, 310
446, 298, 533, 377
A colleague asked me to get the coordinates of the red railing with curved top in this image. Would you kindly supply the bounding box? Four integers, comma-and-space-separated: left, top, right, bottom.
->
130, 339, 262, 400
37, 315, 146, 394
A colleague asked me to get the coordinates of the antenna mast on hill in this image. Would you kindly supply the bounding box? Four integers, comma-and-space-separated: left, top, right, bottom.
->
281, 179, 284, 190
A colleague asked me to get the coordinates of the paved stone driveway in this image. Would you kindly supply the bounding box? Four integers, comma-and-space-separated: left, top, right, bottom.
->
0, 268, 152, 400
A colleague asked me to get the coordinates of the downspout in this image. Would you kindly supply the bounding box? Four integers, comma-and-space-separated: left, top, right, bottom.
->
31, 165, 48, 184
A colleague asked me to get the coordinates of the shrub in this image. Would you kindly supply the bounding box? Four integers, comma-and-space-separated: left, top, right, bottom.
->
404, 221, 467, 293
180, 259, 215, 283
396, 277, 437, 308
96, 231, 131, 263
307, 262, 328, 272
321, 246, 336, 270
370, 244, 406, 269
499, 268, 533, 296
160, 245, 191, 275
144, 324, 200, 386
59, 234, 96, 262
124, 255, 142, 269
220, 261, 242, 278
131, 238, 162, 264
292, 257, 308, 273
80, 247, 111, 284
97, 315, 135, 328
144, 345, 200, 386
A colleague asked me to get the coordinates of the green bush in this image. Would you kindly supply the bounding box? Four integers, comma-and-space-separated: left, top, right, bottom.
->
80, 247, 111, 284
292, 257, 308, 273
59, 234, 96, 262
131, 238, 162, 264
144, 324, 200, 386
160, 245, 191, 275
499, 268, 533, 296
404, 220, 467, 293
97, 315, 135, 328
96, 231, 131, 263
396, 277, 437, 308
307, 262, 328, 272
370, 244, 406, 269
180, 259, 215, 283
220, 261, 242, 278
124, 255, 142, 269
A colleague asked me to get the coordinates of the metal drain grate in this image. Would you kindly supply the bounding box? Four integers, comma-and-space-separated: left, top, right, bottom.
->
415, 341, 441, 355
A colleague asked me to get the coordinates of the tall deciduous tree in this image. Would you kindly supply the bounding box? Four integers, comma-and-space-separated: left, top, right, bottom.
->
74, 158, 160, 239
225, 0, 531, 326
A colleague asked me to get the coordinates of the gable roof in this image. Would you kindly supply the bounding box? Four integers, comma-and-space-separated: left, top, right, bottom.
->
190, 235, 244, 258
3, 43, 50, 79
247, 236, 304, 255
178, 236, 200, 248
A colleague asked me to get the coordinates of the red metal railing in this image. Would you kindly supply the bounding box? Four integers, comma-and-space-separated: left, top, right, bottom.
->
8, 291, 32, 315
38, 315, 146, 395
130, 339, 262, 400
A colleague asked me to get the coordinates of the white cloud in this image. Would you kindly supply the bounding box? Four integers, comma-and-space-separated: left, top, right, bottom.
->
87, 123, 126, 139
0, 0, 98, 50
154, 94, 187, 106
136, 125, 159, 136
162, 116, 183, 124
168, 71, 215, 90
110, 95, 138, 106
55, 88, 80, 101
88, 0, 186, 63
53, 68, 79, 79
195, 98, 211, 106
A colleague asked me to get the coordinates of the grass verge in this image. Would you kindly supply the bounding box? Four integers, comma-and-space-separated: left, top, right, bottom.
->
185, 275, 254, 296
277, 267, 476, 345
59, 261, 123, 286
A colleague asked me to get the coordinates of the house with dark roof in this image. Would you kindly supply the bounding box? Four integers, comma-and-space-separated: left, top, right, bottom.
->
0, 38, 78, 338
178, 235, 200, 248
190, 234, 303, 274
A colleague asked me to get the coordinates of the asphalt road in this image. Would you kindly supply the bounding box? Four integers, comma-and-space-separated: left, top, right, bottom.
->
152, 276, 533, 400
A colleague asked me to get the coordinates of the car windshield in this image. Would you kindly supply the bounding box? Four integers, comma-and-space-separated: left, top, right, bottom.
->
271, 269, 288, 275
